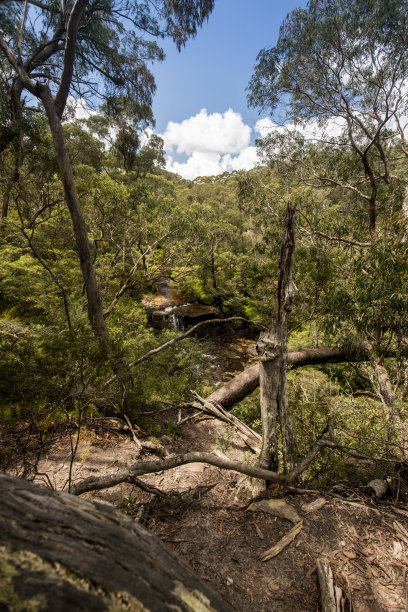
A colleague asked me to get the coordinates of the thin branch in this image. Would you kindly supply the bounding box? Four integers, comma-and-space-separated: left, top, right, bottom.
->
298, 227, 371, 248
3, 0, 51, 8
26, 199, 64, 228
128, 477, 167, 498
103, 317, 266, 388
18, 0, 29, 61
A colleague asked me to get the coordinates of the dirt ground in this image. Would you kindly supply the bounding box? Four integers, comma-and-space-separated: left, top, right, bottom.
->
4, 412, 408, 611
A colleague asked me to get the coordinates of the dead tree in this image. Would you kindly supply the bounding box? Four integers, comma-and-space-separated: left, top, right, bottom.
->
256, 201, 297, 471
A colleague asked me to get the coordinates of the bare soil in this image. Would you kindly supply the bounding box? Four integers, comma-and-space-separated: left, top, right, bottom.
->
5, 413, 408, 611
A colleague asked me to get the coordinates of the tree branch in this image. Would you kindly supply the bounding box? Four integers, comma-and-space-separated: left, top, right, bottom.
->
54, 0, 89, 118
70, 451, 287, 495
103, 317, 266, 388
70, 435, 373, 497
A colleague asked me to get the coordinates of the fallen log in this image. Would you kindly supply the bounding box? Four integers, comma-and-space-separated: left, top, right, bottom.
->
0, 473, 233, 612
207, 346, 372, 409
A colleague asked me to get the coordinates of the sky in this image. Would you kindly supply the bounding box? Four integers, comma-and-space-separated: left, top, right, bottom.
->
148, 0, 308, 179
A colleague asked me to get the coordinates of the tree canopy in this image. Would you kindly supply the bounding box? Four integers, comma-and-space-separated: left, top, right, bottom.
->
248, 0, 408, 237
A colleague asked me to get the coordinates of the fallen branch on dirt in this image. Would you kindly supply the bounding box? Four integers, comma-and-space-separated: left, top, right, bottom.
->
71, 437, 347, 496
316, 558, 344, 612
70, 451, 288, 495
190, 391, 261, 453
66, 432, 388, 497
104, 316, 266, 388
69, 428, 384, 497
177, 410, 202, 425
259, 521, 303, 561
129, 477, 167, 497
123, 414, 142, 453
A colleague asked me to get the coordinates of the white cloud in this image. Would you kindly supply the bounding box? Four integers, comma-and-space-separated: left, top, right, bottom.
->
162, 109, 259, 179
161, 108, 351, 180
67, 96, 99, 121
221, 146, 259, 172
163, 108, 251, 156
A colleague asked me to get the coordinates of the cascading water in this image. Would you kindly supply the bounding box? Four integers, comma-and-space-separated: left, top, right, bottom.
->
143, 276, 258, 383
164, 303, 192, 331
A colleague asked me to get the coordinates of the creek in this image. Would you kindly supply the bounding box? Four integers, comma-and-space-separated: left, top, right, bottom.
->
142, 278, 258, 385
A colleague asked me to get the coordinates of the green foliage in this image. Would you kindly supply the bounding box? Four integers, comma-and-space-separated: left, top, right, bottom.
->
231, 390, 261, 433
248, 0, 408, 130
216, 426, 234, 454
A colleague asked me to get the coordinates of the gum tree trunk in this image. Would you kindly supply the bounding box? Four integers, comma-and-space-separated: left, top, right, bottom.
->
39, 85, 114, 354
256, 202, 296, 472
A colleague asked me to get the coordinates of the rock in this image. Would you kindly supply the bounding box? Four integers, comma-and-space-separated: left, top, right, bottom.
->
301, 497, 327, 514
367, 479, 388, 498
233, 476, 265, 506
247, 498, 301, 524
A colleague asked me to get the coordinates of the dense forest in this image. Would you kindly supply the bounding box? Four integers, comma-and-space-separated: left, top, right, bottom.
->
1, 0, 408, 610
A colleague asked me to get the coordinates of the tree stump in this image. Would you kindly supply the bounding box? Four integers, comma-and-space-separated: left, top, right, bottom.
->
0, 473, 233, 611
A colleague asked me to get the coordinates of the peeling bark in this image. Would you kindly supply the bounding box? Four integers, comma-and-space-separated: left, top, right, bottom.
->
257, 202, 296, 471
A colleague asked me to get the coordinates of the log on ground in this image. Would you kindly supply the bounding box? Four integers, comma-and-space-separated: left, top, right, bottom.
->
207, 346, 372, 409
0, 473, 234, 612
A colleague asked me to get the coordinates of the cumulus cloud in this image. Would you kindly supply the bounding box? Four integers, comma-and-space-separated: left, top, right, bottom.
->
163, 108, 251, 156
161, 108, 350, 180
162, 109, 259, 179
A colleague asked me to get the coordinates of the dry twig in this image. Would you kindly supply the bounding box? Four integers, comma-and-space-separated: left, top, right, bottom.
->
259, 521, 303, 561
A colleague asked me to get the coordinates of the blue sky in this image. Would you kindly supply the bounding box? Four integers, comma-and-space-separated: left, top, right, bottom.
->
148, 0, 307, 178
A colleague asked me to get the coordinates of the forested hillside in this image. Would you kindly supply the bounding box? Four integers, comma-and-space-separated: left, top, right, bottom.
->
2, 0, 408, 610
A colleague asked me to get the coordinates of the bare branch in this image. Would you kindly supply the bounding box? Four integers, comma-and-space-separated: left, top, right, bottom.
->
70, 435, 377, 497
298, 227, 371, 248
103, 317, 266, 388
70, 451, 287, 495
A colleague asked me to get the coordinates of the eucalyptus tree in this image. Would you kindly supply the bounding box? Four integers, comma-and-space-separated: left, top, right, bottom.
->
247, 0, 408, 468
0, 0, 214, 353
248, 0, 408, 239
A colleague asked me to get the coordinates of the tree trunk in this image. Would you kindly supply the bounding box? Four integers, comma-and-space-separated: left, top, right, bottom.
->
211, 251, 217, 290
257, 202, 296, 471
1, 81, 24, 219
0, 473, 233, 612
372, 359, 407, 458
257, 330, 283, 470
39, 85, 113, 353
